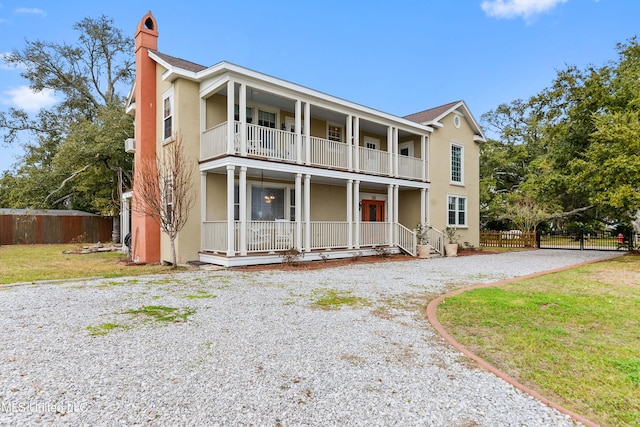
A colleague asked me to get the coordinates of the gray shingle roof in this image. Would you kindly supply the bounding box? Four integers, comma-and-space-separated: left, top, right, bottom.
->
151, 51, 207, 73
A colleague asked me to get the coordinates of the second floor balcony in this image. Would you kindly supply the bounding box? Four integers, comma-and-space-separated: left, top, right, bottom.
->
201, 121, 428, 180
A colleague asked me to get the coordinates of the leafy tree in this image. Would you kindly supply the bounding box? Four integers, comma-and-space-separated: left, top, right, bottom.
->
0, 15, 134, 218
480, 37, 640, 229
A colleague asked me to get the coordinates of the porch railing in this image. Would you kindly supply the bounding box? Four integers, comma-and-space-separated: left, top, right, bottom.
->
396, 223, 417, 256
427, 226, 445, 255
202, 220, 426, 255
202, 221, 228, 252
358, 146, 390, 176
309, 221, 349, 249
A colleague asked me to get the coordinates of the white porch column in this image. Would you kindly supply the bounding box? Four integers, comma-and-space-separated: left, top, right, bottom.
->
347, 179, 353, 249
387, 184, 394, 246
304, 103, 311, 165
226, 165, 235, 255
239, 167, 247, 255
201, 172, 207, 250
393, 128, 399, 178
346, 115, 353, 171
295, 100, 302, 164
393, 185, 399, 245
239, 84, 247, 156
354, 180, 360, 249
295, 173, 302, 250
420, 188, 427, 225
387, 126, 393, 177
226, 80, 235, 155
353, 117, 360, 172
421, 135, 427, 181
304, 174, 311, 252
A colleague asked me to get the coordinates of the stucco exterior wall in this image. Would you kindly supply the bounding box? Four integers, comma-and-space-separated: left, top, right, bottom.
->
428, 113, 480, 246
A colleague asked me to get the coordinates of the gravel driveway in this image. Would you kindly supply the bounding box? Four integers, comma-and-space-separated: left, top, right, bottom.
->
0, 250, 619, 426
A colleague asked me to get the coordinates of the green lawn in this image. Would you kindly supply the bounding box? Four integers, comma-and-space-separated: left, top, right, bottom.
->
437, 254, 640, 427
0, 244, 178, 284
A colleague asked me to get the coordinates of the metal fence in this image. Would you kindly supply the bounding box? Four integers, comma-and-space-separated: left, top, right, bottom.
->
536, 229, 636, 251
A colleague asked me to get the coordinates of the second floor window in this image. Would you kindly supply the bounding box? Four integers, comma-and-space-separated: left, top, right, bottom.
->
163, 96, 173, 140
328, 124, 343, 142
258, 110, 276, 128
451, 144, 463, 184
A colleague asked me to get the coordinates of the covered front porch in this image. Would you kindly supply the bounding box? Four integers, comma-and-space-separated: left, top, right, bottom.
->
198, 159, 436, 267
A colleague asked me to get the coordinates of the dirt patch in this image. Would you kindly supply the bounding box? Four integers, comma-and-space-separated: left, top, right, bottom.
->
589, 270, 640, 287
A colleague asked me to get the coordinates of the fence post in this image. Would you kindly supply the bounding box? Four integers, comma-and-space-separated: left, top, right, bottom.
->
536, 230, 541, 249
579, 228, 584, 250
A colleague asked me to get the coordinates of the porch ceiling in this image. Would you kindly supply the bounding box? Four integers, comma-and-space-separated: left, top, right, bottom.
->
219, 87, 416, 138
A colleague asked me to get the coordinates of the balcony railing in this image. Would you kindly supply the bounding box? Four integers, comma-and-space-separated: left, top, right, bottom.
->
201, 121, 426, 180
358, 146, 390, 176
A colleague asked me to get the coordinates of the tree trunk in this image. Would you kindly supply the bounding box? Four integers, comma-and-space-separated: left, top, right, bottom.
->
170, 236, 177, 269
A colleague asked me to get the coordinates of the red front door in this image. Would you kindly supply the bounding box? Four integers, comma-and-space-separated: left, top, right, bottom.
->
361, 199, 385, 222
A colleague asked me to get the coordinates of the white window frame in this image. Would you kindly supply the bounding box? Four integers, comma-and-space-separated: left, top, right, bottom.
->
447, 194, 467, 228
327, 122, 344, 142
162, 174, 174, 227
236, 180, 298, 221
450, 142, 464, 185
162, 87, 174, 142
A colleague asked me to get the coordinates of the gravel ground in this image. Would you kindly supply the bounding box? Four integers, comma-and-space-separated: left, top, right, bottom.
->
0, 249, 619, 426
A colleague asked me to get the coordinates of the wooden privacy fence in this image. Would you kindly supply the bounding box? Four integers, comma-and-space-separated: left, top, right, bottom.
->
0, 209, 112, 245
480, 231, 536, 248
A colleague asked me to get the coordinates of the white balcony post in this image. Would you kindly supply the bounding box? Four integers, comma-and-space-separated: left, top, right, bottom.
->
304, 174, 311, 252
200, 171, 206, 250
304, 103, 311, 165
239, 166, 247, 255
393, 185, 399, 245
393, 128, 399, 178
354, 180, 360, 249
226, 80, 235, 155
421, 135, 427, 181
420, 188, 426, 225
200, 98, 206, 160
347, 179, 353, 249
239, 84, 247, 156
346, 115, 353, 171
226, 165, 235, 255
387, 126, 393, 177
387, 184, 394, 246
295, 173, 302, 250
295, 100, 302, 164
354, 117, 360, 172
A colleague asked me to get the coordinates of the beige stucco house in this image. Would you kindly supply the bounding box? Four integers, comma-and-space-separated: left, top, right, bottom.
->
123, 12, 486, 267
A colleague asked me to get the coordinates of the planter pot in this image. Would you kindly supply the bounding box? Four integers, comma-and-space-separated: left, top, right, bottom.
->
417, 244, 432, 259
444, 243, 458, 257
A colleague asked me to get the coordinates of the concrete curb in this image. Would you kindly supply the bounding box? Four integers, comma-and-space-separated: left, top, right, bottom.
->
426, 254, 626, 427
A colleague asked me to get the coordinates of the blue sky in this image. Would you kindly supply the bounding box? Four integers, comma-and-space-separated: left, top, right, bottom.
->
0, 0, 638, 172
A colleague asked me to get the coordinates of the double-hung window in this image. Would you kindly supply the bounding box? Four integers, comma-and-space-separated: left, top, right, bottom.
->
450, 143, 463, 184
327, 124, 343, 142
163, 95, 173, 140
448, 195, 467, 227
258, 110, 276, 128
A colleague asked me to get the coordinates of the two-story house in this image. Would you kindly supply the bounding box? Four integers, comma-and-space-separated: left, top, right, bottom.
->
123, 12, 486, 267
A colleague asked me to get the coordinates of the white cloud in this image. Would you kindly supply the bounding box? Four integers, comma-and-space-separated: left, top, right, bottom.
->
15, 7, 46, 17
481, 0, 568, 19
2, 85, 57, 112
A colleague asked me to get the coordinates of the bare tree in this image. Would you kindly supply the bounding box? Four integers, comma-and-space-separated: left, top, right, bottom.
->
502, 196, 558, 232
134, 133, 196, 268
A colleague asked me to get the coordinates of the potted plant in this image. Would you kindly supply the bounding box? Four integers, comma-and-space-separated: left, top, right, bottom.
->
444, 226, 459, 257
416, 223, 432, 258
